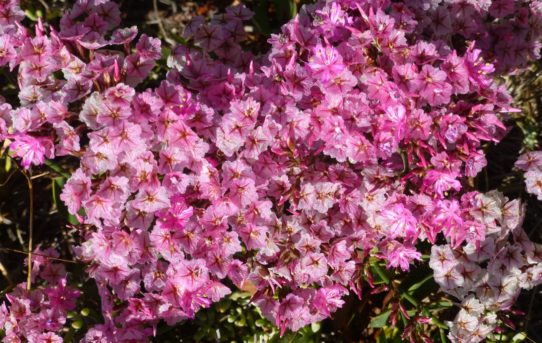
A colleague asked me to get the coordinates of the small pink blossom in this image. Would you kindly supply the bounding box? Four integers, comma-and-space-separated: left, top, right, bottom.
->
9, 134, 54, 169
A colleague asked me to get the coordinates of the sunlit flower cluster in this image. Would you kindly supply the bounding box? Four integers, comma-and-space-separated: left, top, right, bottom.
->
0, 0, 541, 342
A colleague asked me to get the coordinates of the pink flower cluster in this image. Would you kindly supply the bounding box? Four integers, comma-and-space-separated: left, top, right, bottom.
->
516, 150, 542, 200
401, 0, 542, 73
0, 0, 541, 341
0, 248, 80, 343
429, 191, 541, 342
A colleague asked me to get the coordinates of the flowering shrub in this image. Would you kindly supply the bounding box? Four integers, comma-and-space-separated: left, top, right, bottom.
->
0, 0, 541, 342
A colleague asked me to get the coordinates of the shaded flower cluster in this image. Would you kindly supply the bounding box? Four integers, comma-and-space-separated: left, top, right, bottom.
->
0, 248, 80, 342
401, 0, 542, 73
516, 150, 542, 200
0, 0, 541, 342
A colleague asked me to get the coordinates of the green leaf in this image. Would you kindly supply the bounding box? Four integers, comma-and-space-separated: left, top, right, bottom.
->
369, 310, 391, 328
68, 214, 80, 225
253, 0, 272, 36
161, 46, 172, 59
407, 274, 433, 292
311, 322, 321, 333
378, 327, 402, 342
25, 9, 41, 21
71, 318, 83, 330
399, 265, 439, 304
45, 160, 71, 178
439, 328, 448, 343
272, 0, 297, 20
512, 332, 527, 343
234, 316, 246, 327
230, 291, 251, 300
371, 262, 390, 284
52, 176, 65, 210
46, 7, 63, 21
422, 308, 449, 330
255, 319, 268, 328
4, 157, 11, 172
400, 291, 418, 307
217, 299, 231, 313
427, 300, 454, 310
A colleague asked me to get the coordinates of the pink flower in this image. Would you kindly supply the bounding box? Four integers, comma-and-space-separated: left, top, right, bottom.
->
465, 45, 495, 89
131, 186, 170, 213
380, 203, 418, 240
515, 151, 542, 171
124, 53, 154, 86
294, 252, 328, 284
442, 50, 469, 94
194, 24, 224, 51
429, 245, 458, 272
110, 26, 138, 45
9, 134, 54, 169
60, 168, 91, 214
312, 182, 340, 213
238, 223, 268, 250
423, 170, 462, 197
3, 0, 540, 340
312, 285, 347, 317
384, 242, 421, 271
35, 332, 63, 343
0, 36, 17, 66
525, 169, 542, 200
417, 65, 452, 106
276, 294, 307, 336
489, 0, 516, 18
171, 259, 209, 292
307, 44, 345, 83
136, 34, 161, 60
156, 195, 193, 230
228, 177, 258, 207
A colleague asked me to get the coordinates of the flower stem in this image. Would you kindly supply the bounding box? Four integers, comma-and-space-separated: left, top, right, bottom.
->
22, 169, 33, 290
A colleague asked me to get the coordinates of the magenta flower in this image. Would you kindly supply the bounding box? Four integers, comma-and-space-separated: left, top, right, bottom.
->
417, 65, 452, 106
380, 203, 418, 240
9, 134, 54, 169
384, 242, 421, 271
124, 53, 155, 86
423, 170, 462, 198
36, 332, 63, 343
0, 36, 16, 66
131, 187, 171, 213
307, 44, 345, 83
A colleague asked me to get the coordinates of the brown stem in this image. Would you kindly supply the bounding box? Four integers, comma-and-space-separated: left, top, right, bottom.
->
0, 247, 79, 265
0, 261, 12, 286
153, 0, 175, 46
21, 169, 33, 290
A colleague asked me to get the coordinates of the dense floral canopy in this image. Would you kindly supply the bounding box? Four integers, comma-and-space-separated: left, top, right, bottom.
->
0, 0, 541, 342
